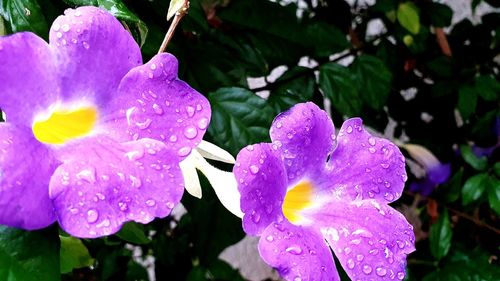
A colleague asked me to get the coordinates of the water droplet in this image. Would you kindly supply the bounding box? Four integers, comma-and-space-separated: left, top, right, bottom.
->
166, 202, 175, 208
249, 165, 259, 174
152, 103, 163, 115
276, 121, 282, 128
356, 254, 364, 261
118, 202, 128, 211
344, 247, 352, 255
376, 267, 387, 277
82, 41, 89, 49
397, 272, 405, 280
74, 10, 82, 17
266, 235, 274, 242
369, 147, 376, 153
53, 23, 61, 31
294, 277, 302, 281
169, 135, 178, 142
76, 168, 96, 184
130, 175, 142, 188
62, 24, 70, 32
362, 265, 372, 274
368, 137, 376, 146
246, 145, 254, 151
384, 181, 391, 188
384, 192, 394, 201
96, 193, 105, 200
346, 126, 353, 133
381, 163, 390, 169
285, 245, 303, 255
87, 209, 98, 223
197, 117, 209, 129
183, 126, 198, 139
136, 118, 152, 130
146, 199, 156, 207
287, 132, 294, 139
186, 105, 195, 117
347, 259, 355, 269
150, 63, 157, 70
177, 146, 191, 157
369, 248, 379, 255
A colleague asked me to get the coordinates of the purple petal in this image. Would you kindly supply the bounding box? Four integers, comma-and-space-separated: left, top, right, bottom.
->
307, 200, 415, 281
427, 163, 451, 185
270, 102, 335, 184
326, 118, 407, 203
49, 137, 183, 238
0, 33, 59, 125
49, 6, 141, 103
258, 220, 340, 281
102, 53, 211, 160
0, 124, 58, 229
234, 143, 287, 235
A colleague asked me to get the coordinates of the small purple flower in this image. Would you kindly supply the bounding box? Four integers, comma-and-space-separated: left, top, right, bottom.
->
234, 103, 415, 280
0, 7, 210, 238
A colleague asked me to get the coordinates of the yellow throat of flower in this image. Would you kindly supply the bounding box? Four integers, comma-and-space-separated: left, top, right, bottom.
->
282, 180, 314, 224
32, 106, 98, 144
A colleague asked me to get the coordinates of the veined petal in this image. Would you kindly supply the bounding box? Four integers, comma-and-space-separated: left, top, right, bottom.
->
270, 102, 335, 184
234, 143, 287, 235
49, 137, 183, 238
306, 200, 415, 281
49, 6, 141, 103
258, 220, 340, 281
0, 32, 59, 125
0, 124, 58, 229
103, 53, 211, 161
326, 118, 407, 203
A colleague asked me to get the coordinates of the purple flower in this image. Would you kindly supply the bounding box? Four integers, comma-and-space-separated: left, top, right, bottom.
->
0, 7, 210, 238
234, 103, 415, 280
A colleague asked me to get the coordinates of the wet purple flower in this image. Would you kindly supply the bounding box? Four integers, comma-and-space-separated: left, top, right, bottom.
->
0, 7, 210, 238
234, 102, 415, 280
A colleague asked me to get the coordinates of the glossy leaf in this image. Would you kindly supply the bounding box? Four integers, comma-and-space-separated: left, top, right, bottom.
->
462, 173, 488, 205
429, 209, 452, 260
116, 222, 151, 245
397, 2, 420, 34
268, 67, 315, 113
486, 175, 500, 215
60, 236, 94, 274
429, 3, 453, 27
460, 145, 488, 171
475, 75, 500, 101
0, 0, 48, 38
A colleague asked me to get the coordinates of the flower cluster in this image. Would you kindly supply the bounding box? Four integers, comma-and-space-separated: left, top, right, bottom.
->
0, 6, 210, 238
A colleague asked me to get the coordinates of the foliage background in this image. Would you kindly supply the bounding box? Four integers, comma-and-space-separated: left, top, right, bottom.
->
0, 0, 499, 280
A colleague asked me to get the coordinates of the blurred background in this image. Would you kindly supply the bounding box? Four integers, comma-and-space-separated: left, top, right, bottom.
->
0, 0, 499, 280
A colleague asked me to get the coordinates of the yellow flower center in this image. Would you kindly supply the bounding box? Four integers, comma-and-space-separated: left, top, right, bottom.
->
282, 180, 314, 224
32, 106, 98, 144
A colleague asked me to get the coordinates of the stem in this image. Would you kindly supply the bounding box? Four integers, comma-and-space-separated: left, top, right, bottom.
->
158, 0, 190, 54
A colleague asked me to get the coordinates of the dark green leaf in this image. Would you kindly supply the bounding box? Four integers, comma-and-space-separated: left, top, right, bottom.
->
429, 209, 452, 260
494, 162, 500, 177
62, 0, 97, 5
60, 236, 94, 274
97, 0, 148, 46
475, 75, 500, 101
438, 168, 464, 203
319, 62, 362, 116
0, 0, 49, 38
0, 226, 60, 281
304, 22, 349, 57
460, 144, 488, 171
208, 259, 245, 281
125, 260, 149, 281
350, 55, 392, 111
397, 2, 420, 34
486, 175, 500, 215
429, 3, 453, 27
457, 85, 477, 120
426, 56, 454, 78
116, 222, 151, 245
268, 67, 315, 113
462, 173, 489, 205
208, 87, 274, 155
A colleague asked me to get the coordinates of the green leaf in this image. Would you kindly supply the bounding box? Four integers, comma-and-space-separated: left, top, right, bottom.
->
268, 67, 315, 113
59, 236, 94, 274
429, 209, 452, 260
62, 0, 97, 5
397, 2, 420, 34
462, 173, 489, 205
97, 0, 148, 46
167, 0, 185, 20
486, 175, 500, 215
0, 0, 49, 38
460, 144, 488, 171
494, 162, 500, 177
319, 62, 362, 116
304, 22, 349, 57
208, 87, 274, 155
429, 3, 453, 27
475, 75, 500, 101
457, 85, 478, 120
116, 222, 151, 245
350, 55, 392, 111
208, 259, 245, 281
438, 168, 464, 203
0, 226, 60, 281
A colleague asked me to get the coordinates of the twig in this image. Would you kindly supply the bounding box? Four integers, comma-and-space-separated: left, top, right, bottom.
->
435, 27, 452, 57
158, 0, 190, 54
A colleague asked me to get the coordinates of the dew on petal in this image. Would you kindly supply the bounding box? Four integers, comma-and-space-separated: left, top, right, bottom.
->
87, 209, 99, 223
186, 105, 195, 117
347, 258, 355, 269
285, 244, 303, 255
197, 117, 209, 130
177, 146, 191, 157
362, 264, 372, 274
249, 165, 260, 174
376, 267, 387, 277
183, 126, 198, 139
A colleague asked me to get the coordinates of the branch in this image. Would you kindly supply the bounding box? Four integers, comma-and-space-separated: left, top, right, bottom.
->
158, 0, 190, 54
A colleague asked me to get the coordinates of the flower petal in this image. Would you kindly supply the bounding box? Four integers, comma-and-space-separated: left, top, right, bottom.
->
49, 137, 183, 238
234, 143, 287, 235
270, 102, 335, 184
0, 124, 58, 229
0, 33, 59, 125
308, 200, 415, 281
258, 220, 340, 281
103, 53, 211, 160
49, 6, 141, 103
326, 118, 407, 203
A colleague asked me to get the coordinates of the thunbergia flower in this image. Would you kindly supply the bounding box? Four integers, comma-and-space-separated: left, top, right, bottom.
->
404, 144, 451, 196
234, 102, 415, 280
0, 7, 210, 238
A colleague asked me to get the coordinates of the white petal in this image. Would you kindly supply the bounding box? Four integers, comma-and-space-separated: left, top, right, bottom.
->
197, 140, 236, 164
403, 143, 441, 170
179, 154, 202, 199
